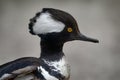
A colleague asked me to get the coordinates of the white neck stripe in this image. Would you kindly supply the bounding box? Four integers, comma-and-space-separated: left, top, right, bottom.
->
42, 56, 70, 78
38, 66, 59, 80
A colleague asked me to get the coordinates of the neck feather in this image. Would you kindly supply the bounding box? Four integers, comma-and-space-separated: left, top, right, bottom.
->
40, 38, 64, 61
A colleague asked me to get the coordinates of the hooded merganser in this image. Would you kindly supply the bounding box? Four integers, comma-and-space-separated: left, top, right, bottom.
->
0, 8, 99, 80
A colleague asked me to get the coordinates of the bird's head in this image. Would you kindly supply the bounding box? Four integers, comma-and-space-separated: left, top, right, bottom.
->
29, 8, 99, 43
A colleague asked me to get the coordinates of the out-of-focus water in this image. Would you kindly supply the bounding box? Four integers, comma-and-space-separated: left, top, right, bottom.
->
0, 0, 120, 80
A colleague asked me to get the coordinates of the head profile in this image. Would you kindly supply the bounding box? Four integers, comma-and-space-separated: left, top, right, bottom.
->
29, 8, 99, 43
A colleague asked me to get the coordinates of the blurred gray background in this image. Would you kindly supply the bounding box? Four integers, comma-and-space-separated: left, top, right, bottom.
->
0, 0, 120, 80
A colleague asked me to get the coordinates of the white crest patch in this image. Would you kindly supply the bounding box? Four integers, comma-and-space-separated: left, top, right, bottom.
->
42, 56, 70, 78
33, 12, 65, 34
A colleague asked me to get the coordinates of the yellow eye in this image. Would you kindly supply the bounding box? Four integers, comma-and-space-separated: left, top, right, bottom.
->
67, 27, 73, 32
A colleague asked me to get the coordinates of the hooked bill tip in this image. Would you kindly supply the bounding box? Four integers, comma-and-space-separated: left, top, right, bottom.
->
90, 39, 99, 43
78, 33, 99, 43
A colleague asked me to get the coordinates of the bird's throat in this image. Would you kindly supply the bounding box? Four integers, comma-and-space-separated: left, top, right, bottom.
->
40, 38, 64, 61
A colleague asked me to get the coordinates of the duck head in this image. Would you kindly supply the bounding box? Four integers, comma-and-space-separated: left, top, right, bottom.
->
29, 8, 99, 43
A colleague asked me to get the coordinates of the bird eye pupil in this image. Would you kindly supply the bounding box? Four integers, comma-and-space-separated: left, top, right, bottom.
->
67, 27, 73, 32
